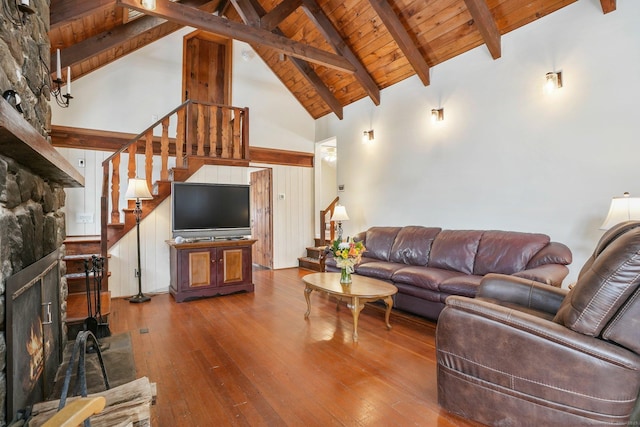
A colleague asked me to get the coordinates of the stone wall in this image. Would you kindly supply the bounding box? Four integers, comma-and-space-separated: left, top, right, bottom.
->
0, 1, 63, 425
0, 0, 52, 137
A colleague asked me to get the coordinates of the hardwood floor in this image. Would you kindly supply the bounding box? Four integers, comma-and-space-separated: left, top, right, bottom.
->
108, 268, 482, 426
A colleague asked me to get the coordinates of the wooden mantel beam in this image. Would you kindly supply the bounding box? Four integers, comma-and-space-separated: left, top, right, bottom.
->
367, 0, 430, 86
463, 0, 501, 60
600, 0, 616, 14
116, 0, 356, 73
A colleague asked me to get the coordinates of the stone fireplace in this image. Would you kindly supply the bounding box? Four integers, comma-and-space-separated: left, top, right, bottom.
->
0, 1, 84, 424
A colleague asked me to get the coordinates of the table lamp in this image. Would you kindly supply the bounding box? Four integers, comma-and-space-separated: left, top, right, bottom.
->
600, 192, 640, 230
331, 205, 349, 242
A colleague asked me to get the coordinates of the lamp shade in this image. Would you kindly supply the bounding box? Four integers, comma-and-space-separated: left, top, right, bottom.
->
600, 192, 640, 230
331, 205, 349, 222
125, 178, 153, 200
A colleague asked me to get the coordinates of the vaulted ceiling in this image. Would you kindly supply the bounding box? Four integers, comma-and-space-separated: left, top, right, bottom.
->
49, 0, 616, 120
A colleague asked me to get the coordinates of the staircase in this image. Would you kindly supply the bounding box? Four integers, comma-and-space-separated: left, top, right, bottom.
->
297, 197, 339, 272
63, 236, 110, 337
64, 100, 250, 325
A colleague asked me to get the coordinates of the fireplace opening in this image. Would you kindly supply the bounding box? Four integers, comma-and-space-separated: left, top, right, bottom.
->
6, 248, 62, 420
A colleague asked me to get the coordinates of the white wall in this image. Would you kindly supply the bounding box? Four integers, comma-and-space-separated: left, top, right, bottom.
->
53, 29, 316, 296
315, 1, 640, 285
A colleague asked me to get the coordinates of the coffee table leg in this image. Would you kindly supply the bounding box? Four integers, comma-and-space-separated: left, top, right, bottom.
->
304, 286, 313, 319
348, 297, 364, 342
383, 296, 394, 329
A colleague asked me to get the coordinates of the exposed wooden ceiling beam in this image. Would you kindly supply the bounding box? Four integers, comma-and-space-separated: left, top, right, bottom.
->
463, 0, 501, 59
229, 0, 261, 25
600, 0, 616, 13
52, 0, 216, 79
367, 0, 430, 86
230, 0, 343, 118
261, 0, 302, 31
289, 59, 344, 119
116, 0, 356, 73
50, 0, 116, 29
301, 0, 380, 105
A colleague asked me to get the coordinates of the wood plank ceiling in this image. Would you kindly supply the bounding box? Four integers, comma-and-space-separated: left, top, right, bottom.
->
49, 0, 616, 120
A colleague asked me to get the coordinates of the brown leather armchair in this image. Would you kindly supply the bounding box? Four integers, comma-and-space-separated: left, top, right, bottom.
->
436, 221, 640, 426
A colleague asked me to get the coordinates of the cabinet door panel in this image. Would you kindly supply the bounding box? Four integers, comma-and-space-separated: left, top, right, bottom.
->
221, 248, 243, 284
187, 250, 213, 288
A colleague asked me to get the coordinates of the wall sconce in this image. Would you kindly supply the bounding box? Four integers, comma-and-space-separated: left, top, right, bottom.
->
431, 108, 444, 122
544, 71, 563, 94
17, 0, 35, 14
362, 129, 374, 143
140, 0, 156, 10
51, 49, 73, 108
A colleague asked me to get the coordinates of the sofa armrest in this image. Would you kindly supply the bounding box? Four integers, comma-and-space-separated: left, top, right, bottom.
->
478, 273, 568, 316
441, 295, 640, 369
512, 263, 569, 287
437, 296, 640, 417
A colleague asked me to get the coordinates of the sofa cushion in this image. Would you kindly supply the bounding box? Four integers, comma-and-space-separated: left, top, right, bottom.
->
439, 275, 483, 299
391, 266, 461, 292
554, 222, 640, 336
429, 230, 483, 274
473, 231, 550, 276
394, 282, 442, 303
363, 227, 402, 261
389, 226, 441, 266
355, 261, 404, 280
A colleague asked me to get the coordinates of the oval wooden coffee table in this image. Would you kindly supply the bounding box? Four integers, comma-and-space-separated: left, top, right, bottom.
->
303, 272, 398, 342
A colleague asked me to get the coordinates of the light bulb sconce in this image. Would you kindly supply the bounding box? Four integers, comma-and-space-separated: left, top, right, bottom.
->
431, 108, 444, 122
545, 71, 563, 93
362, 129, 374, 143
140, 0, 156, 10
4, 0, 35, 25
51, 49, 72, 108
17, 0, 34, 14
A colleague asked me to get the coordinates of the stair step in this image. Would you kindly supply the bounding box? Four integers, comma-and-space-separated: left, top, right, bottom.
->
66, 291, 111, 323
65, 271, 111, 294
63, 253, 102, 261
64, 236, 101, 255
305, 246, 326, 259
298, 256, 324, 272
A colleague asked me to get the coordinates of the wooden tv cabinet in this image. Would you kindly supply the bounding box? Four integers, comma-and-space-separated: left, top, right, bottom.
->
168, 239, 256, 302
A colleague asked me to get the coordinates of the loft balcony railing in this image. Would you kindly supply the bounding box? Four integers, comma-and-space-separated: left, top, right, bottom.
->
100, 100, 249, 259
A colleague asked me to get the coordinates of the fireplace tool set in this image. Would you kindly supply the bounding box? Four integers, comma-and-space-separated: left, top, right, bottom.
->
83, 256, 111, 340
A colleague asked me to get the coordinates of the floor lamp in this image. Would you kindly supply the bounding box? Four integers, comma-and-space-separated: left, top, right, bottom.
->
125, 178, 153, 303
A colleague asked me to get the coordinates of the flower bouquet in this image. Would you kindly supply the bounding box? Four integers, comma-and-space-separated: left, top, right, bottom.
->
329, 237, 366, 284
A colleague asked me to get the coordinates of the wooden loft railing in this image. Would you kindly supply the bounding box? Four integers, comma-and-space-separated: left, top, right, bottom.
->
318, 196, 339, 246
100, 100, 250, 262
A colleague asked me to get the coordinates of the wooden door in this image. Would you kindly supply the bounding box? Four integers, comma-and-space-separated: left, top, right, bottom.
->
250, 168, 273, 269
182, 31, 231, 104
182, 31, 232, 154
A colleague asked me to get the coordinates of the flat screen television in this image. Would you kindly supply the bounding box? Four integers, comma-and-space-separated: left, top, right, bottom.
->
171, 182, 251, 240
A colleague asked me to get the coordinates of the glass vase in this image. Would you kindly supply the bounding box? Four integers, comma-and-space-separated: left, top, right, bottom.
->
340, 267, 352, 284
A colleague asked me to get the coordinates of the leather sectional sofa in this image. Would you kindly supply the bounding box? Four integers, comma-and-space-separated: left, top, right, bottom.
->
325, 226, 572, 320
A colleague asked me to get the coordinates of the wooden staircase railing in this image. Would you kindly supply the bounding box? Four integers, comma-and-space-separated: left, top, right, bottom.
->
318, 196, 339, 246
100, 100, 250, 270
